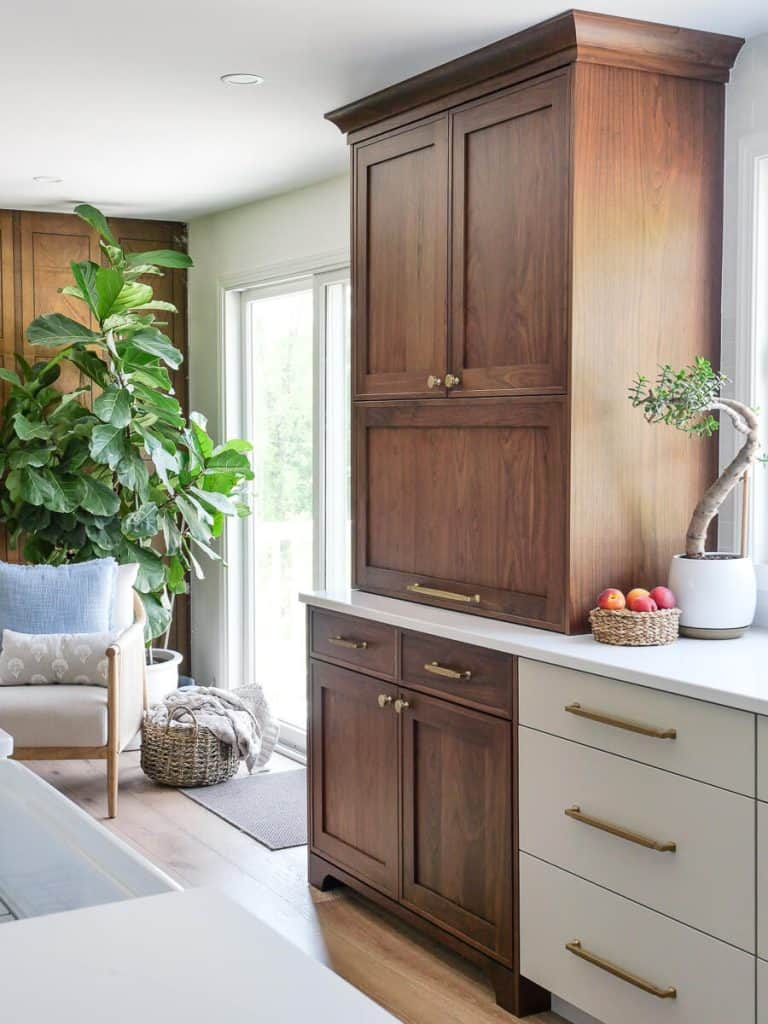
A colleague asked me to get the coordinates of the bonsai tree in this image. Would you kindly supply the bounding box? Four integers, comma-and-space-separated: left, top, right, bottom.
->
0, 204, 253, 643
628, 357, 762, 558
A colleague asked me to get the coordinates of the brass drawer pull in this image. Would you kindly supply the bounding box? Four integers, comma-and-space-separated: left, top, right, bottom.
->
565, 940, 676, 1000
444, 373, 461, 389
407, 583, 481, 604
564, 702, 676, 740
426, 374, 443, 389
424, 660, 472, 681
394, 698, 411, 714
565, 805, 676, 853
377, 694, 393, 709
328, 635, 369, 650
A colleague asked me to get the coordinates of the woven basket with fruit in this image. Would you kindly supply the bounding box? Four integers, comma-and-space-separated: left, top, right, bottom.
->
589, 587, 681, 646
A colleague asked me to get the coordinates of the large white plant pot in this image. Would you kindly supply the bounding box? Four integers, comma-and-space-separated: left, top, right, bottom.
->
145, 649, 183, 707
668, 554, 757, 639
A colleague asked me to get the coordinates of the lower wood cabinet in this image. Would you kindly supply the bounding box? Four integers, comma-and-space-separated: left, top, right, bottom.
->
401, 691, 513, 962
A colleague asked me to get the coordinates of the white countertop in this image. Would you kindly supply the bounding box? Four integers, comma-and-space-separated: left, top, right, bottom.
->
301, 589, 768, 715
0, 887, 396, 1022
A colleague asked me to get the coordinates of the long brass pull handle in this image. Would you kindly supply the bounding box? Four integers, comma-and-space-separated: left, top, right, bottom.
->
407, 583, 480, 605
565, 940, 676, 1000
328, 635, 368, 650
394, 698, 411, 714
424, 661, 472, 681
565, 806, 676, 853
426, 375, 443, 389
564, 703, 676, 740
377, 694, 393, 709
444, 373, 461, 389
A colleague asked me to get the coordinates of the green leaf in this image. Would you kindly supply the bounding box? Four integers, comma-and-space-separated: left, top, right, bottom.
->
206, 448, 252, 474
69, 260, 100, 315
73, 204, 118, 247
111, 282, 153, 313
8, 447, 52, 469
0, 367, 22, 387
13, 413, 52, 441
44, 472, 84, 513
126, 544, 166, 593
125, 249, 192, 270
129, 365, 172, 391
126, 328, 183, 370
190, 486, 236, 515
80, 476, 120, 517
141, 430, 179, 485
139, 592, 172, 643
90, 423, 128, 469
68, 346, 110, 387
166, 554, 187, 594
122, 502, 159, 540
175, 493, 212, 543
18, 467, 50, 506
27, 313, 100, 347
189, 419, 213, 460
131, 300, 178, 313
93, 386, 132, 428
95, 267, 124, 321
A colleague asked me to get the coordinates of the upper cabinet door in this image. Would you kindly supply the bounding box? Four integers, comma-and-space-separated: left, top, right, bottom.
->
354, 119, 449, 399
450, 74, 569, 396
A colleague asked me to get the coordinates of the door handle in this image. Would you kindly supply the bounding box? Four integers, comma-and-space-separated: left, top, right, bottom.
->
423, 661, 472, 681
565, 940, 676, 1000
564, 703, 676, 740
328, 635, 369, 650
565, 805, 676, 853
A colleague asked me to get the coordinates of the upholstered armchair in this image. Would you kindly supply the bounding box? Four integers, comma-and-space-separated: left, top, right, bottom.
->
0, 594, 147, 818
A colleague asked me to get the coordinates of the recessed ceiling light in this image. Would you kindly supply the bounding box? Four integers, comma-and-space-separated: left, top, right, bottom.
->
220, 72, 264, 86
33, 175, 63, 183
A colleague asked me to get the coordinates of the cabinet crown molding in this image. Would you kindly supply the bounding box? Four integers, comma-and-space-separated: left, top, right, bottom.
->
325, 9, 744, 135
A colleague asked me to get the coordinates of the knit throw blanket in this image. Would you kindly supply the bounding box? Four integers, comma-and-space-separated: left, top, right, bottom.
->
147, 685, 279, 772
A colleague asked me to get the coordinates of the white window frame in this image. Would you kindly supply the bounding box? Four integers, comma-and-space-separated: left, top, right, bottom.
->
215, 251, 349, 756
724, 134, 768, 592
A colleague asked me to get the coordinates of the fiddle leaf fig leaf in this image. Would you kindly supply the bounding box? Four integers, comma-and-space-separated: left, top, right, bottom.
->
126, 328, 183, 369
93, 386, 131, 428
73, 204, 118, 247
13, 413, 51, 441
69, 261, 100, 315
125, 249, 192, 269
122, 502, 159, 539
111, 282, 153, 313
95, 267, 124, 320
27, 313, 100, 347
80, 476, 120, 517
89, 423, 128, 468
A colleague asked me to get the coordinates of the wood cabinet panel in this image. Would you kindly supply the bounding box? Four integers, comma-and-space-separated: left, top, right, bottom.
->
400, 630, 513, 716
354, 120, 448, 399
449, 75, 569, 396
310, 661, 399, 896
355, 397, 567, 627
310, 608, 396, 678
401, 689, 513, 962
18, 212, 100, 395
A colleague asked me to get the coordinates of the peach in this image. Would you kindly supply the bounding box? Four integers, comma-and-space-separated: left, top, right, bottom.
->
626, 588, 650, 610
631, 595, 658, 612
649, 586, 676, 609
597, 588, 626, 610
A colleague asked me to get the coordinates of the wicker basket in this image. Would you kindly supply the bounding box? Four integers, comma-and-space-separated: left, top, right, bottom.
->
589, 607, 681, 646
141, 705, 239, 787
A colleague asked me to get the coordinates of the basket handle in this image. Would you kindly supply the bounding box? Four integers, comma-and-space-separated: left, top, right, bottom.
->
165, 703, 200, 735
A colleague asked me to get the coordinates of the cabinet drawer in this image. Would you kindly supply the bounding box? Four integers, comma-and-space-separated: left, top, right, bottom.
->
310, 609, 395, 678
520, 854, 755, 1024
400, 631, 513, 716
759, 715, 768, 801
519, 728, 754, 951
518, 659, 754, 795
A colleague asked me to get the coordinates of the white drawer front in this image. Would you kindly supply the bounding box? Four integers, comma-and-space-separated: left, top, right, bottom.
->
758, 716, 768, 802
759, 802, 768, 961
759, 957, 768, 1024
519, 728, 755, 951
520, 854, 755, 1024
518, 659, 754, 795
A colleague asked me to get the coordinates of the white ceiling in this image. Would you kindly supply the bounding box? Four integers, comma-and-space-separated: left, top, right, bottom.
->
2, 0, 767, 223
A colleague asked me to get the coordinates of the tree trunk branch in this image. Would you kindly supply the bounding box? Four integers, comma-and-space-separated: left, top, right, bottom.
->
685, 399, 760, 557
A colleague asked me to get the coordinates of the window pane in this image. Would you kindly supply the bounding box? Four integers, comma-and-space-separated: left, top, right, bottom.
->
248, 287, 313, 729
324, 279, 352, 591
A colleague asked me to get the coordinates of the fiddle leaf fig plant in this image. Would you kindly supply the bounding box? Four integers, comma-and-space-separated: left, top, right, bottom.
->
628, 357, 763, 558
0, 204, 253, 643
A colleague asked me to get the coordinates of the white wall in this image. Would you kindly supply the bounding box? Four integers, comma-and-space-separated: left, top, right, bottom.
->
187, 173, 350, 683
721, 33, 768, 622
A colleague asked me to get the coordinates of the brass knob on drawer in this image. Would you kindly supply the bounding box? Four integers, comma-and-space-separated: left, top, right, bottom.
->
377, 694, 393, 709
394, 698, 411, 714
426, 375, 443, 390
444, 373, 461, 389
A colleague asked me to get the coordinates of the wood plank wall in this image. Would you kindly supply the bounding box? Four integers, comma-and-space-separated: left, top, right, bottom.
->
0, 209, 191, 670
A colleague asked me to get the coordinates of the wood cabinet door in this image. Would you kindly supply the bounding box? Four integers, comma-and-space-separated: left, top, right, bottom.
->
400, 688, 513, 963
310, 660, 400, 897
354, 397, 567, 628
449, 74, 569, 396
354, 119, 449, 399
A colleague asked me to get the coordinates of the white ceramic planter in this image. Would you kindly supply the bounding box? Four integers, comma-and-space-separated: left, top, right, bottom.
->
145, 649, 183, 707
668, 553, 757, 639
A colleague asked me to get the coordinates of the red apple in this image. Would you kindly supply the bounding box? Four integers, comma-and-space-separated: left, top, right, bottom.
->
649, 586, 676, 609
626, 588, 650, 610
597, 588, 626, 610
631, 596, 658, 613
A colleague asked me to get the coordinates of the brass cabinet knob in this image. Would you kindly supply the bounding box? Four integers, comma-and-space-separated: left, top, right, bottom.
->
377, 694, 393, 709
445, 373, 461, 389
426, 375, 443, 389
394, 698, 411, 714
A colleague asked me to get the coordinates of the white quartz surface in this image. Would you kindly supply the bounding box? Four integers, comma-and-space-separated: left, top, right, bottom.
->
0, 887, 396, 1022
300, 589, 768, 714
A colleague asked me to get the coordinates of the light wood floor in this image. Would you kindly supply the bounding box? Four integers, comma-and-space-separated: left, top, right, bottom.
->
25, 752, 563, 1024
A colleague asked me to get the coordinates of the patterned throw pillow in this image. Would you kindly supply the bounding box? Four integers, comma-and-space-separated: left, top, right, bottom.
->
0, 630, 118, 686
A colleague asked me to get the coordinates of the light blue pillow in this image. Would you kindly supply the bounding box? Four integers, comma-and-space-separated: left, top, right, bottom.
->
0, 559, 118, 646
